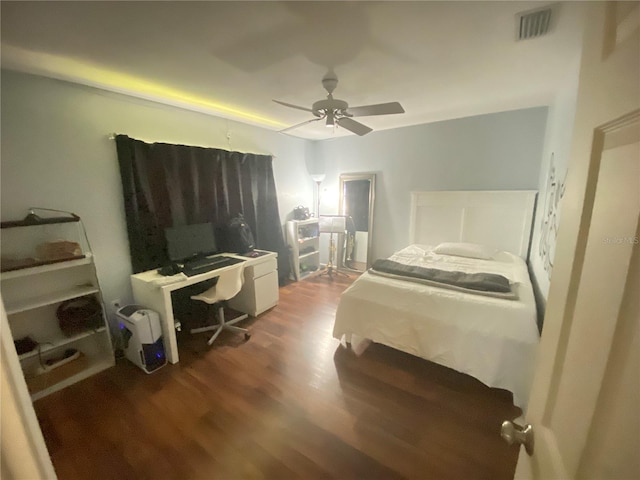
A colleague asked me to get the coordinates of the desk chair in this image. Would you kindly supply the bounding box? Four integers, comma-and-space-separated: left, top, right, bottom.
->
190, 264, 250, 345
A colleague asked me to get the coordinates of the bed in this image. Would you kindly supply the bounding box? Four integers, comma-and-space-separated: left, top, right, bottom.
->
333, 191, 540, 409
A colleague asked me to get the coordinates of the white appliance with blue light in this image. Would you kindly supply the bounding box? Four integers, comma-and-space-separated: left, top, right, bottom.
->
116, 305, 166, 373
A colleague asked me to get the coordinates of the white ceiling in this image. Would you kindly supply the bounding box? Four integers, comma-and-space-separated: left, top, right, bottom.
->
0, 1, 585, 140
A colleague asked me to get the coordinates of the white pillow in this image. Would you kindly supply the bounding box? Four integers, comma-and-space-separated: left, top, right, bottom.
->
433, 242, 497, 260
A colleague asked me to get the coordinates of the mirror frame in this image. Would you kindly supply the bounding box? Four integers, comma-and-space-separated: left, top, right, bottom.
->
338, 172, 376, 270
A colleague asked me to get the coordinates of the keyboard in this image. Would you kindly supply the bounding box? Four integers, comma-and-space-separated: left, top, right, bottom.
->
182, 256, 245, 277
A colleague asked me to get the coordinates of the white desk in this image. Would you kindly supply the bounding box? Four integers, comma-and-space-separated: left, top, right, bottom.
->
131, 250, 278, 363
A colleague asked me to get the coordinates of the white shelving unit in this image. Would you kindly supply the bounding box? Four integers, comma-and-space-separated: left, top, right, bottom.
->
286, 218, 320, 281
1, 216, 114, 401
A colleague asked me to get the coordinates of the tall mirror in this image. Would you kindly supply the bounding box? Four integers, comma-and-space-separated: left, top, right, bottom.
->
338, 173, 375, 271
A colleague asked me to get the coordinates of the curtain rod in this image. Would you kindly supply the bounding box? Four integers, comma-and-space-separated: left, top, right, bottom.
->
106, 133, 276, 158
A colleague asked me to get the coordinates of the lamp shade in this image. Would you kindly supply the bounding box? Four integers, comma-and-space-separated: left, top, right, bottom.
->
319, 215, 347, 233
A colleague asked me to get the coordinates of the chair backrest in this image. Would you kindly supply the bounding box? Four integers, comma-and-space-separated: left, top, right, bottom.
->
191, 264, 245, 304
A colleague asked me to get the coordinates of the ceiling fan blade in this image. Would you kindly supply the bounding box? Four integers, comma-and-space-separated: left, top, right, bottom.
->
273, 99, 314, 113
279, 117, 323, 134
337, 117, 373, 136
346, 102, 405, 117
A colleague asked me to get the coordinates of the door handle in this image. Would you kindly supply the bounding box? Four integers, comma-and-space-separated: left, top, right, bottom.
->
501, 420, 534, 455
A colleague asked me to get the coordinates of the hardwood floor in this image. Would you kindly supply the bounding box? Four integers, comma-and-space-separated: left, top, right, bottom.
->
34, 273, 522, 479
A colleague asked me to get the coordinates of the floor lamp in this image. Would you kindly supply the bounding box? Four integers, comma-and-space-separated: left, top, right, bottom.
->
310, 174, 325, 217
318, 215, 349, 279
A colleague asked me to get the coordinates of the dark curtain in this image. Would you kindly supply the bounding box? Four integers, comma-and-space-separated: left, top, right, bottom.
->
115, 135, 290, 282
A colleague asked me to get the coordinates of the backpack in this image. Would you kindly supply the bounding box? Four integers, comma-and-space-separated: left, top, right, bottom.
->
293, 205, 310, 220
225, 214, 255, 253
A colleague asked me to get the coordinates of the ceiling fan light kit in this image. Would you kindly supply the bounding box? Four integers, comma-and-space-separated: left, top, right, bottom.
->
325, 112, 335, 128
274, 72, 405, 136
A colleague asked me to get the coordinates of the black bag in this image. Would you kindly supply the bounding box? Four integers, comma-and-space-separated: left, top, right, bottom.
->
225, 214, 255, 253
56, 295, 103, 336
293, 205, 310, 220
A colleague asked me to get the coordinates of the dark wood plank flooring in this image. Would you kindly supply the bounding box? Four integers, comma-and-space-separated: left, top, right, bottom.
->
34, 273, 521, 479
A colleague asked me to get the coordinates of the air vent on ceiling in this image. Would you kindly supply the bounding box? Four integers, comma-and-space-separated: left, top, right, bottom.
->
517, 7, 553, 40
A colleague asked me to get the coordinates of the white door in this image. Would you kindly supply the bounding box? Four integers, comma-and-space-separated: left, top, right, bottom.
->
0, 299, 58, 478
512, 3, 640, 479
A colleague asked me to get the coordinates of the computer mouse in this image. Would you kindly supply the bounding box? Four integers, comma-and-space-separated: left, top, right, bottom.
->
158, 263, 181, 276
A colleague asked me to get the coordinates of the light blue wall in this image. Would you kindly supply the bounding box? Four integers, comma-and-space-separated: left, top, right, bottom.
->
316, 107, 548, 261
1, 71, 312, 313
529, 86, 579, 309
1, 70, 549, 314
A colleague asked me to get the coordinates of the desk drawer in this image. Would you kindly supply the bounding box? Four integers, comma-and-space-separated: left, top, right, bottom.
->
229, 259, 279, 317
248, 256, 277, 278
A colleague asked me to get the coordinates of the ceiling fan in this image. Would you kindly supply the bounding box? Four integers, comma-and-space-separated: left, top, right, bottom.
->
273, 72, 405, 136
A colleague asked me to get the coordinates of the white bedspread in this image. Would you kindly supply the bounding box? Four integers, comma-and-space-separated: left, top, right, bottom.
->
333, 244, 540, 409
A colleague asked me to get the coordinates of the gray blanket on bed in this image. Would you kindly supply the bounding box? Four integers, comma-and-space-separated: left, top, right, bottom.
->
371, 259, 512, 293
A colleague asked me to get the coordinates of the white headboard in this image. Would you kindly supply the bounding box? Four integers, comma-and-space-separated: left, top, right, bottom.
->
409, 190, 537, 259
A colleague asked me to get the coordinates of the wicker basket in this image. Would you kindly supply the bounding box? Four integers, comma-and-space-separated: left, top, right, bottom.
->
56, 296, 102, 336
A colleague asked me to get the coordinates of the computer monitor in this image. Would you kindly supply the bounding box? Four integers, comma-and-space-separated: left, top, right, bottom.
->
164, 222, 218, 262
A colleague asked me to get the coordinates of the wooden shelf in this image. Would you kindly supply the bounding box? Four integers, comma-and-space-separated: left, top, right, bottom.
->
5, 285, 100, 315
1, 215, 80, 228
18, 327, 107, 361
1, 255, 92, 279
